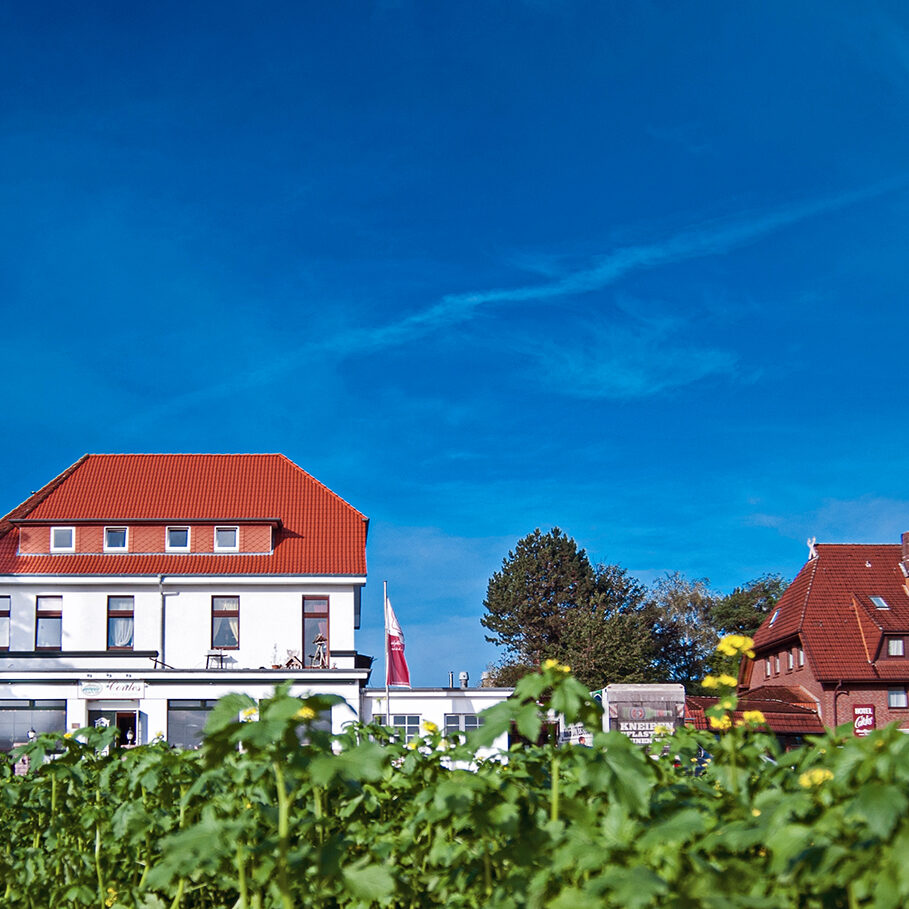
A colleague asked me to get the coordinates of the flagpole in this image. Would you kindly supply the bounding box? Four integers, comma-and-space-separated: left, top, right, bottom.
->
384, 580, 391, 727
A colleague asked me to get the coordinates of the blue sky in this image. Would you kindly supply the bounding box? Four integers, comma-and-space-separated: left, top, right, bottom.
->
2, 1, 909, 685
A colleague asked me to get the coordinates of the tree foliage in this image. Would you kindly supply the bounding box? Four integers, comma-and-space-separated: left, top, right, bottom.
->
646, 572, 719, 689
481, 528, 653, 689
710, 573, 788, 636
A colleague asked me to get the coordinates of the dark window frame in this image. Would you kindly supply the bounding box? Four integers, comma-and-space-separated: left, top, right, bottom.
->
303, 597, 330, 668
0, 595, 9, 651
107, 596, 135, 651
211, 596, 240, 650
35, 596, 62, 651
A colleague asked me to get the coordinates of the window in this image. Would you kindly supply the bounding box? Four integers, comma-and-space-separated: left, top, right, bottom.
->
303, 597, 329, 668
888, 688, 908, 709
764, 658, 771, 678
774, 655, 780, 674
0, 700, 66, 752
888, 637, 905, 657
211, 596, 239, 649
35, 596, 62, 650
104, 527, 128, 552
167, 699, 219, 749
768, 609, 780, 626
107, 596, 134, 650
50, 527, 74, 552
787, 650, 794, 671
798, 648, 805, 667
373, 714, 421, 742
0, 596, 9, 651
214, 526, 239, 551
166, 527, 190, 552
444, 713, 483, 735
871, 596, 890, 610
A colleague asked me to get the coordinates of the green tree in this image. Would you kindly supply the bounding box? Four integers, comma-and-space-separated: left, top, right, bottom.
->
481, 528, 654, 689
708, 573, 788, 681
710, 573, 788, 636
647, 572, 719, 689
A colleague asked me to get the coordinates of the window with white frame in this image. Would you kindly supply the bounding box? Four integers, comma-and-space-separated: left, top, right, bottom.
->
0, 596, 9, 650
50, 527, 75, 552
214, 526, 239, 551
798, 647, 805, 667
373, 714, 421, 742
104, 527, 128, 552
888, 637, 905, 657
166, 526, 190, 552
787, 650, 794, 671
107, 596, 134, 650
774, 655, 780, 674
764, 658, 771, 678
35, 596, 62, 650
444, 713, 483, 735
888, 688, 908, 709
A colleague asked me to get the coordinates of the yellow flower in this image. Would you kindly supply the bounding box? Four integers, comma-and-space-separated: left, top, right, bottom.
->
105, 887, 118, 908
541, 659, 570, 673
751, 808, 761, 817
799, 768, 834, 788
63, 732, 73, 739
718, 674, 739, 687
716, 634, 756, 657
741, 710, 766, 726
653, 724, 671, 736
709, 715, 732, 731
702, 675, 720, 689
422, 720, 438, 734
295, 705, 317, 721
241, 706, 258, 720
406, 740, 418, 750
720, 696, 736, 711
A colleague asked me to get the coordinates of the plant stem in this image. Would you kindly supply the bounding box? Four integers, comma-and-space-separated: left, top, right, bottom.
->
272, 760, 294, 909
550, 755, 561, 823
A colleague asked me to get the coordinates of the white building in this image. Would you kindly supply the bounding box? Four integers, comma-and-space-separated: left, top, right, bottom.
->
362, 685, 513, 755
0, 454, 372, 747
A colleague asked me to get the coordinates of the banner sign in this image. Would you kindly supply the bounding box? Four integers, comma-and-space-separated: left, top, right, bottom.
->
78, 679, 146, 699
853, 704, 875, 737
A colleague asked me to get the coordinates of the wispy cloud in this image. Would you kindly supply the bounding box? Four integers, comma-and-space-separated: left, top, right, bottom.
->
323, 178, 908, 357
522, 312, 737, 398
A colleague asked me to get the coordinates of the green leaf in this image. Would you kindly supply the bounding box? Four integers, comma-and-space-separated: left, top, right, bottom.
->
846, 783, 907, 837
341, 857, 395, 902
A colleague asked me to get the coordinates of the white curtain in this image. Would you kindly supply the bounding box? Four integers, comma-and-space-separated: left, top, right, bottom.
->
109, 616, 134, 648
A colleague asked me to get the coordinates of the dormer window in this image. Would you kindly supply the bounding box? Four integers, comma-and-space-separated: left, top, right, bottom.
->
104, 527, 128, 552
214, 526, 239, 552
871, 596, 890, 610
50, 527, 75, 552
166, 527, 191, 552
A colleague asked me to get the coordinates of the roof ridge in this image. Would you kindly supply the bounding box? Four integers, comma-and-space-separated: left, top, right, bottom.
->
279, 454, 369, 523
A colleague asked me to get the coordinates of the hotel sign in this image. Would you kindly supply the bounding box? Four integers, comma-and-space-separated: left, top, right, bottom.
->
853, 704, 875, 737
78, 679, 146, 699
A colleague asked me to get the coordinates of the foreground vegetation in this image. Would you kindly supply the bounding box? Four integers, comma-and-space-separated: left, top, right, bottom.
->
2, 662, 908, 908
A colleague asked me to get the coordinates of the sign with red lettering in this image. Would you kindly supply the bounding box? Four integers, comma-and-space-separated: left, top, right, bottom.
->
853, 704, 875, 736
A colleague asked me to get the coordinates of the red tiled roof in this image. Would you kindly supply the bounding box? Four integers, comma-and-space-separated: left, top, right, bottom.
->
0, 454, 368, 576
751, 544, 909, 683
686, 693, 824, 735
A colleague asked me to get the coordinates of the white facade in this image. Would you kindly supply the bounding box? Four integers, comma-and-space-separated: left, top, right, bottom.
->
0, 574, 370, 747
362, 687, 513, 756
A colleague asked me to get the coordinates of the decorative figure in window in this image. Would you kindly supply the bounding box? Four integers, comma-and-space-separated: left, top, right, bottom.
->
310, 632, 328, 669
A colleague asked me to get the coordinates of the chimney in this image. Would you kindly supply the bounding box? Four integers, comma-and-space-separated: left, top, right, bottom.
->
458, 671, 469, 689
